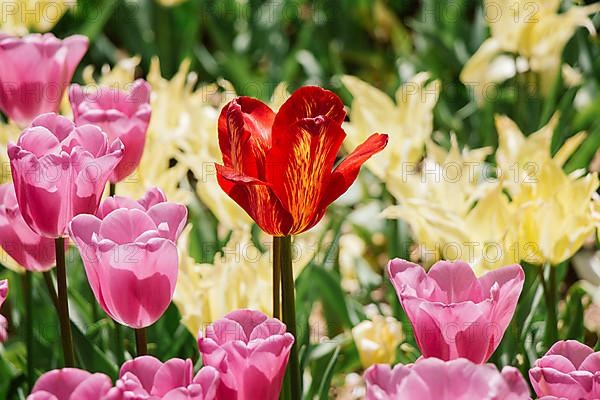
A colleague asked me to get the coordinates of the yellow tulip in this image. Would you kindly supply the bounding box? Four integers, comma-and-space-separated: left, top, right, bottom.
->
382, 134, 525, 272
174, 223, 320, 335
513, 161, 598, 265
173, 225, 272, 335
493, 114, 596, 265
385, 135, 492, 217
342, 73, 440, 181
461, 0, 600, 102
351, 315, 404, 368
82, 56, 141, 90
0, 0, 73, 35
495, 113, 587, 196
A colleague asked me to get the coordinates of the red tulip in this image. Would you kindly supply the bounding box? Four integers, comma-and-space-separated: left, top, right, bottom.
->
216, 86, 388, 236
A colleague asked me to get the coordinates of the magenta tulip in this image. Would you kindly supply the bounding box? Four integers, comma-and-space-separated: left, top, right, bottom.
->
364, 358, 530, 399
8, 113, 124, 238
388, 259, 524, 363
530, 340, 600, 399
0, 183, 57, 271
197, 309, 294, 400
0, 279, 7, 342
69, 187, 186, 328
0, 33, 88, 127
105, 356, 220, 400
69, 80, 151, 183
27, 368, 112, 400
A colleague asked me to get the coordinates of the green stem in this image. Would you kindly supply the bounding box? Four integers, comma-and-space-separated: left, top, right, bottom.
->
273, 238, 281, 320
542, 263, 558, 348
23, 271, 34, 390
135, 327, 148, 356
114, 321, 124, 364
108, 181, 124, 364
42, 271, 58, 311
277, 235, 300, 400
55, 237, 75, 367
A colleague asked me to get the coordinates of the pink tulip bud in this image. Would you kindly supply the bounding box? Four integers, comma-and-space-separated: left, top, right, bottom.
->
8, 113, 124, 238
27, 368, 112, 400
0, 33, 88, 127
530, 340, 600, 399
0, 279, 7, 342
364, 358, 530, 399
69, 187, 186, 329
198, 309, 294, 400
388, 259, 524, 363
0, 183, 58, 271
69, 80, 151, 183
105, 356, 220, 400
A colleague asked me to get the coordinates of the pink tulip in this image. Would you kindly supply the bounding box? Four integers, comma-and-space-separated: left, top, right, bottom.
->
69, 187, 186, 328
105, 356, 220, 400
69, 80, 151, 183
529, 340, 600, 399
0, 33, 88, 127
197, 309, 294, 400
0, 279, 7, 342
0, 183, 57, 271
27, 368, 112, 400
364, 358, 530, 399
8, 113, 124, 238
388, 259, 524, 363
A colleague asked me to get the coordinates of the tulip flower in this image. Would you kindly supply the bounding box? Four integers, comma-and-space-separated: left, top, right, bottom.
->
105, 356, 220, 399
0, 0, 73, 35
0, 33, 88, 126
69, 80, 152, 183
341, 73, 439, 181
388, 259, 524, 363
8, 113, 124, 238
69, 187, 185, 329
364, 358, 530, 399
351, 315, 404, 368
381, 137, 516, 272
0, 279, 7, 342
216, 85, 388, 236
27, 368, 112, 400
460, 0, 600, 101
529, 340, 600, 399
197, 309, 294, 400
0, 183, 57, 271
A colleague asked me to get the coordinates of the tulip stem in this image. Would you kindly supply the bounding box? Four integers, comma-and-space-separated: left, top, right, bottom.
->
55, 237, 75, 367
277, 235, 301, 400
42, 271, 59, 310
273, 237, 282, 320
542, 263, 558, 348
108, 181, 124, 364
23, 271, 34, 390
135, 327, 148, 356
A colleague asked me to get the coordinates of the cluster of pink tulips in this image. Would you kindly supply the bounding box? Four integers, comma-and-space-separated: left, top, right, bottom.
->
362, 259, 600, 399
27, 309, 294, 400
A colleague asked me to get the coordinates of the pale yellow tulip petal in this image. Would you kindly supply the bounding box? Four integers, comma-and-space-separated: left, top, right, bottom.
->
352, 315, 404, 368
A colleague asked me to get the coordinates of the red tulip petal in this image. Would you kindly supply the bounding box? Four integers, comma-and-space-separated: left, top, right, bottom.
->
266, 117, 346, 234
218, 97, 274, 178
319, 133, 388, 208
272, 86, 346, 134
216, 164, 292, 235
